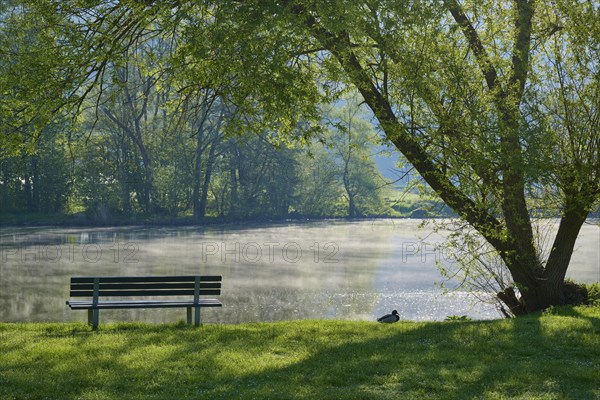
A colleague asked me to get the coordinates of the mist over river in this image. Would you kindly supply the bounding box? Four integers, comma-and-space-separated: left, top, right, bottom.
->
1, 220, 598, 324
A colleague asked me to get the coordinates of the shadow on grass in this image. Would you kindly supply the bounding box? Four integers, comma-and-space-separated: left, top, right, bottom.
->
196, 317, 598, 399
1, 314, 598, 399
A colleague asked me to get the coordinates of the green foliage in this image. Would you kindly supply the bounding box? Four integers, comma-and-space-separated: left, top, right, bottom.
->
582, 282, 600, 306
562, 280, 589, 306
219, 135, 300, 219
0, 2, 69, 155
444, 315, 472, 322
0, 122, 72, 214
542, 305, 558, 316
1, 305, 599, 399
293, 145, 345, 217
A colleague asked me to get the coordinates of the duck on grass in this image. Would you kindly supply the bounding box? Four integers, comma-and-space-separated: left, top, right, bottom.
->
377, 310, 399, 323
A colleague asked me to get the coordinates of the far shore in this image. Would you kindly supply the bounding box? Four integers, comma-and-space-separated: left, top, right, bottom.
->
1, 210, 598, 229
0, 213, 447, 229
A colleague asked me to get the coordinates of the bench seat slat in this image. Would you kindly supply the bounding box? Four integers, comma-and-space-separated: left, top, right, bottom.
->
71, 276, 221, 284
70, 282, 221, 290
66, 299, 222, 310
70, 289, 221, 297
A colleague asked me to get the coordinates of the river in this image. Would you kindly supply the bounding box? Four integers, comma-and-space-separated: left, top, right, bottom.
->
0, 219, 598, 324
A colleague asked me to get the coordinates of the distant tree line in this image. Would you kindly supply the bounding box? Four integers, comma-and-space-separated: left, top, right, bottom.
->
0, 42, 389, 221
0, 114, 390, 222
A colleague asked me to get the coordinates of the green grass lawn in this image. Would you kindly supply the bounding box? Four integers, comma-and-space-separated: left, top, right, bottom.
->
1, 305, 599, 400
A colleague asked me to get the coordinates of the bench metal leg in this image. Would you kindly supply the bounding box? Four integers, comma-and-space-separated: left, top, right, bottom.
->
88, 309, 99, 330
194, 306, 201, 327
187, 307, 192, 325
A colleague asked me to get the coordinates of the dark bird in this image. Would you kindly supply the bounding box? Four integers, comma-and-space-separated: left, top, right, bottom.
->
377, 310, 399, 323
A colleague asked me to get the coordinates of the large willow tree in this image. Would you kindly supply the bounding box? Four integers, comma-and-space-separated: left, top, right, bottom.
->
2, 0, 598, 314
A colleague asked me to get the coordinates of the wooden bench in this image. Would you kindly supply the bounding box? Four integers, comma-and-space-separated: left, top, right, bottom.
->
66, 275, 222, 329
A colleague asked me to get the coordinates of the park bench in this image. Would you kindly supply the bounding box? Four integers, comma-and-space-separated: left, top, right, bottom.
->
66, 275, 222, 329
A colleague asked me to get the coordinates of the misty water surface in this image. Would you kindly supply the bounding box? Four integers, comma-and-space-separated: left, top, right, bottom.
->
0, 220, 598, 324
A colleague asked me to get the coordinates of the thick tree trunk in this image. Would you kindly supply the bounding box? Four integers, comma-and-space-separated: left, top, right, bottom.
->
545, 201, 591, 286
499, 200, 590, 314
499, 279, 565, 316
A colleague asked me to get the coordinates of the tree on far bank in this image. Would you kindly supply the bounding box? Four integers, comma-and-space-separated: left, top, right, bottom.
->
323, 95, 388, 218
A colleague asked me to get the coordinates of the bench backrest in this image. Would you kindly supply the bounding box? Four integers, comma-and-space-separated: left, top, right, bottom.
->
69, 276, 222, 303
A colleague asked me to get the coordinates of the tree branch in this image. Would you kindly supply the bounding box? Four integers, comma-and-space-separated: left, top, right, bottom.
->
509, 0, 534, 101
444, 0, 501, 93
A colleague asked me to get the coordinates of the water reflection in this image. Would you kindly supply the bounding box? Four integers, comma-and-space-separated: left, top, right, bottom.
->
0, 220, 598, 324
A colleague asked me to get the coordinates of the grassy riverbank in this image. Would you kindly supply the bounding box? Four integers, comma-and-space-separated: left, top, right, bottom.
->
1, 305, 599, 400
